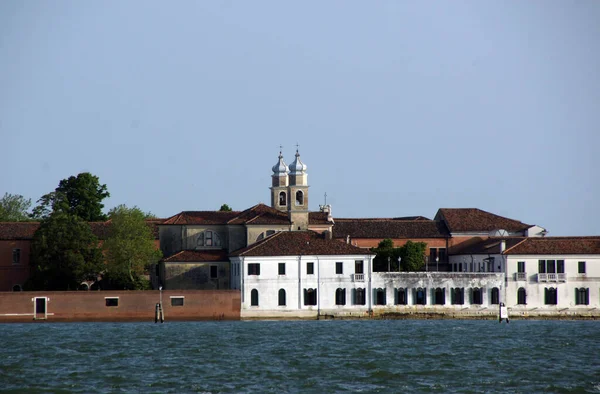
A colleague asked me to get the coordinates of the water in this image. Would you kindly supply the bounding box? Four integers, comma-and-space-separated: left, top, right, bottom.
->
1, 320, 599, 393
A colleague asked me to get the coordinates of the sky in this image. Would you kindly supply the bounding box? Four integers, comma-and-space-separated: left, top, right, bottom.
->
1, 1, 599, 236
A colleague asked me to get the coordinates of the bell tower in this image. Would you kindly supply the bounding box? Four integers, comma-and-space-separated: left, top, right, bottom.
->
270, 149, 289, 212
288, 148, 309, 230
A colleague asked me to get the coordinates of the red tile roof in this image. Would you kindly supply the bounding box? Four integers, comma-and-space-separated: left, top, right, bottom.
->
436, 208, 531, 233
0, 222, 40, 240
162, 250, 229, 262
449, 237, 526, 255
231, 231, 374, 257
162, 204, 292, 226
332, 219, 447, 239
504, 237, 600, 255
162, 211, 240, 225
228, 204, 290, 225
308, 212, 332, 225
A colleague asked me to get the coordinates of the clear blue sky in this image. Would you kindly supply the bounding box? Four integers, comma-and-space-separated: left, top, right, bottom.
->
1, 1, 599, 236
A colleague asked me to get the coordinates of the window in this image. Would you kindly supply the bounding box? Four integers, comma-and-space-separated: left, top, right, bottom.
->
374, 288, 386, 305
451, 288, 464, 305
307, 262, 314, 275
105, 297, 119, 307
279, 191, 287, 206
336, 262, 343, 275
197, 230, 221, 247
544, 287, 557, 305
414, 288, 427, 305
335, 288, 346, 305
557, 260, 565, 274
578, 261, 586, 274
429, 248, 437, 263
12, 249, 20, 265
278, 263, 286, 275
491, 287, 500, 305
353, 288, 366, 305
170, 296, 184, 306
575, 288, 589, 305
538, 260, 546, 274
304, 288, 317, 306
278, 289, 286, 306
471, 288, 483, 305
434, 288, 445, 305
517, 261, 525, 273
248, 263, 260, 276
12, 284, 22, 292
395, 288, 407, 305
250, 289, 259, 306
355, 260, 364, 274
296, 190, 304, 206
210, 265, 218, 279
517, 288, 527, 305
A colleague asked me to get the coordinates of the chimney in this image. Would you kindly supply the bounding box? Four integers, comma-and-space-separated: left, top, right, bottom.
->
324, 230, 332, 240
346, 235, 350, 244
500, 240, 506, 253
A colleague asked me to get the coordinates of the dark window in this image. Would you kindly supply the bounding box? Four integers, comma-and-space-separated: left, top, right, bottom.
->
251, 289, 259, 306
335, 288, 346, 305
439, 248, 447, 263
578, 261, 586, 274
278, 263, 285, 275
471, 288, 483, 305
575, 288, 589, 305
538, 260, 546, 274
374, 288, 386, 305
307, 262, 314, 275
171, 297, 184, 306
517, 261, 525, 273
458, 263, 463, 272
546, 260, 556, 274
210, 265, 218, 279
336, 262, 343, 275
557, 260, 564, 274
12, 284, 22, 292
105, 298, 119, 307
296, 190, 304, 205
517, 287, 527, 305
353, 288, 366, 305
304, 288, 317, 306
248, 263, 260, 276
414, 288, 427, 305
279, 191, 287, 206
451, 288, 464, 305
429, 248, 437, 263
434, 288, 445, 305
544, 287, 557, 305
355, 260, 364, 274
12, 249, 20, 265
395, 288, 407, 305
491, 287, 500, 305
278, 289, 286, 306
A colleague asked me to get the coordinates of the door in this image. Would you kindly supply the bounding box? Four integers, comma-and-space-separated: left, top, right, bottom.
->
34, 297, 47, 320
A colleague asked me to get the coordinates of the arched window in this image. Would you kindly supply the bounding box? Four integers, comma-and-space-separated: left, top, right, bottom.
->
414, 288, 427, 305
434, 288, 445, 305
304, 288, 317, 306
12, 284, 22, 292
79, 282, 90, 291
544, 287, 557, 305
335, 288, 346, 305
374, 288, 386, 305
395, 288, 407, 305
451, 288, 464, 305
250, 289, 259, 306
278, 289, 286, 306
471, 288, 483, 305
491, 287, 500, 305
279, 191, 287, 206
197, 230, 221, 247
295, 190, 304, 206
517, 287, 527, 305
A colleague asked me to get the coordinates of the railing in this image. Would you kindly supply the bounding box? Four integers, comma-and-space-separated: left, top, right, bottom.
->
515, 272, 527, 281
352, 273, 365, 282
537, 273, 567, 282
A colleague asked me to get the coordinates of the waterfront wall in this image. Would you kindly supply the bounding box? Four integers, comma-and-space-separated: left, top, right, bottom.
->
0, 290, 240, 322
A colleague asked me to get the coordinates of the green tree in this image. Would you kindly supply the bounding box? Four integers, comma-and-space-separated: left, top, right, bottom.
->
32, 172, 110, 221
372, 238, 400, 272
219, 204, 233, 212
397, 240, 427, 272
27, 213, 104, 290
0, 193, 32, 221
102, 205, 162, 290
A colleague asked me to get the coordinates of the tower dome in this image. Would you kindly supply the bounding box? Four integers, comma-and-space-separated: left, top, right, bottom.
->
272, 151, 289, 176
288, 150, 307, 175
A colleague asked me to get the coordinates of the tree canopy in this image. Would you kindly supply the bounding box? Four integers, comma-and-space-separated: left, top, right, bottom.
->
27, 213, 104, 290
372, 239, 427, 272
219, 204, 233, 212
32, 172, 110, 221
101, 205, 162, 290
0, 193, 32, 221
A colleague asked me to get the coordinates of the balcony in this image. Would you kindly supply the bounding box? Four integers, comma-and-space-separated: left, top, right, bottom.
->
537, 273, 566, 282
515, 272, 527, 281
352, 273, 365, 282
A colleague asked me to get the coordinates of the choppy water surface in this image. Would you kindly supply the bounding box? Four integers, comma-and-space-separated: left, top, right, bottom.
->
1, 320, 599, 393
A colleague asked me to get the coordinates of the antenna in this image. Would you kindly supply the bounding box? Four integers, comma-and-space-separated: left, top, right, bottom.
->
324, 192, 327, 205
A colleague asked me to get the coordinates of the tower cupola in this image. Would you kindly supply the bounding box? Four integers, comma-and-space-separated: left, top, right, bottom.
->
270, 150, 289, 212
288, 150, 307, 186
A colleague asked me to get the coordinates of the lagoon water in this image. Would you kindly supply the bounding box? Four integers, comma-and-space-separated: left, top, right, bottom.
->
1, 320, 599, 393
